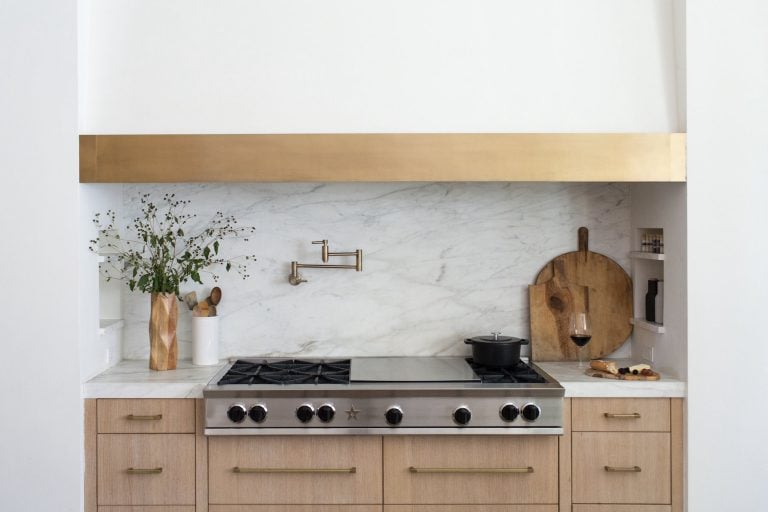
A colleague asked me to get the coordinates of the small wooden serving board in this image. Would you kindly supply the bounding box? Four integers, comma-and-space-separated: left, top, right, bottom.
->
586, 368, 661, 381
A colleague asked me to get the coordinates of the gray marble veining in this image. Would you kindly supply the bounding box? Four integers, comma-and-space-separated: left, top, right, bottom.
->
118, 183, 630, 359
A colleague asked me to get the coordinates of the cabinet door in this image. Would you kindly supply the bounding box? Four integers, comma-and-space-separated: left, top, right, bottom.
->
384, 436, 558, 504
573, 506, 671, 512
98, 399, 195, 433
97, 434, 195, 505
572, 432, 670, 504
385, 507, 558, 512
208, 436, 382, 505
209, 507, 382, 512
572, 398, 670, 432
99, 508, 195, 512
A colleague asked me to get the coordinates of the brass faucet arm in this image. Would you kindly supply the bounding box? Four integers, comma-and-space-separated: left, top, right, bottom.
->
288, 241, 363, 285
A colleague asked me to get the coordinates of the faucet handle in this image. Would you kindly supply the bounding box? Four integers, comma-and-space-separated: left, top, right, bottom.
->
312, 240, 329, 262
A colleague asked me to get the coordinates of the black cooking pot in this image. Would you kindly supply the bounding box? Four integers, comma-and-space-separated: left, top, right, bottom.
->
464, 333, 529, 367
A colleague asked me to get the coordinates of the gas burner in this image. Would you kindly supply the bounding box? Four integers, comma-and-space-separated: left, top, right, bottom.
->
217, 359, 351, 385
466, 358, 548, 384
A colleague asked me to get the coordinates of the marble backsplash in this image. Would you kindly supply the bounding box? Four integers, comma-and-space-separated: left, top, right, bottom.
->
120, 183, 630, 359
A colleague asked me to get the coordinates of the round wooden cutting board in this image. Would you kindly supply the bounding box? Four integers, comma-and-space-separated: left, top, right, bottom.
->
529, 227, 633, 361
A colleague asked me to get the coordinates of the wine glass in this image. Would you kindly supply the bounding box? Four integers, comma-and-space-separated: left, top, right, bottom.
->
569, 312, 592, 369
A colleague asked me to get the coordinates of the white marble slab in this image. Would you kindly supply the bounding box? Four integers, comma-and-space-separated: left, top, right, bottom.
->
537, 360, 686, 398
82, 359, 226, 398
117, 182, 631, 360
83, 357, 684, 399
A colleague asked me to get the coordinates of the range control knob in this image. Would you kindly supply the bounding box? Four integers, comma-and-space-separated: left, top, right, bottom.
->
227, 404, 247, 423
249, 404, 268, 423
522, 403, 541, 422
296, 404, 315, 423
500, 403, 519, 422
453, 407, 472, 426
317, 404, 336, 423
385, 407, 404, 426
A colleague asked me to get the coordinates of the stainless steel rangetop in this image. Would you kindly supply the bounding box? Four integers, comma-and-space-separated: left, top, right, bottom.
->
204, 356, 564, 435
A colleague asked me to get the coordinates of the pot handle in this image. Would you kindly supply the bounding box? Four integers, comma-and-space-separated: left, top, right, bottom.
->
520, 338, 529, 345
464, 339, 473, 345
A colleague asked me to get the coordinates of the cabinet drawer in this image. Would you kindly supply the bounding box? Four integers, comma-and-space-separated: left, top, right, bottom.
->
209, 436, 382, 504
573, 506, 671, 512
383, 436, 558, 504
572, 432, 670, 504
98, 399, 195, 433
210, 507, 382, 512
97, 434, 195, 505
99, 508, 195, 512
385, 507, 558, 512
572, 398, 670, 432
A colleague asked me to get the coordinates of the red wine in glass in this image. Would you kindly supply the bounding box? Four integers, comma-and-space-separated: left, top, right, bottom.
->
569, 312, 592, 368
570, 334, 592, 347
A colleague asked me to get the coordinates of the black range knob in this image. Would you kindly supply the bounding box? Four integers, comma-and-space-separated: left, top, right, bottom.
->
385, 407, 404, 426
500, 403, 519, 422
453, 407, 472, 426
249, 404, 268, 423
317, 404, 335, 423
227, 404, 247, 423
296, 404, 315, 423
522, 403, 541, 422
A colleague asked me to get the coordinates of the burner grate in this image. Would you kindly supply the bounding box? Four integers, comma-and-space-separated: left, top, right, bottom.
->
466, 358, 547, 384
217, 359, 351, 385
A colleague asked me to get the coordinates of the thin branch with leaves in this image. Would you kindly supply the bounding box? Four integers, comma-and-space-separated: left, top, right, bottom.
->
89, 193, 256, 296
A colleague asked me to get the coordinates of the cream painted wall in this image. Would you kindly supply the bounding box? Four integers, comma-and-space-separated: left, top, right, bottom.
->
687, 1, 768, 509
0, 1, 81, 510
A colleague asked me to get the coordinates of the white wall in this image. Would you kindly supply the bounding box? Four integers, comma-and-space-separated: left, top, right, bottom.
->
80, 0, 682, 133
688, 1, 768, 509
0, 1, 81, 511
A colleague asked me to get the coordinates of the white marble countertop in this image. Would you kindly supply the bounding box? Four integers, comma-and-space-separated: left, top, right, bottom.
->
83, 358, 686, 399
537, 360, 686, 398
82, 359, 227, 398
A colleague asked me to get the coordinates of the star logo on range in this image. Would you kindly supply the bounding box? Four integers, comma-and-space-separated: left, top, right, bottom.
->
345, 406, 360, 420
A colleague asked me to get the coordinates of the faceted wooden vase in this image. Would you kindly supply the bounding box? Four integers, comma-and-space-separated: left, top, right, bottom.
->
149, 292, 178, 371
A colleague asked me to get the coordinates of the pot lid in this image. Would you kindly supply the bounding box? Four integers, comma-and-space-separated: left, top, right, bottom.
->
466, 332, 527, 344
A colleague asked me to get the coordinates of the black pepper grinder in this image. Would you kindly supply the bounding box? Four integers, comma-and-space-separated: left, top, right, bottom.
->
645, 279, 659, 322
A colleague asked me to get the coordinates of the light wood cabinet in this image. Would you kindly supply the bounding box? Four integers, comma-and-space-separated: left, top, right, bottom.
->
97, 434, 196, 505
570, 398, 683, 512
97, 399, 195, 434
85, 397, 684, 512
573, 506, 671, 512
209, 507, 382, 512
99, 507, 196, 512
385, 507, 558, 512
208, 436, 382, 505
572, 398, 670, 432
572, 432, 670, 504
383, 436, 558, 505
86, 399, 204, 512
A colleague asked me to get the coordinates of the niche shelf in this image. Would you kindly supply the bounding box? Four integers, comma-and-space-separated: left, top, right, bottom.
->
630, 318, 666, 334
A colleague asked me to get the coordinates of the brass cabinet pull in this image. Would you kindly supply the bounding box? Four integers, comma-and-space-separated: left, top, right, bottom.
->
126, 467, 163, 474
233, 466, 357, 474
409, 466, 534, 474
604, 465, 642, 472
126, 414, 163, 421
604, 413, 641, 419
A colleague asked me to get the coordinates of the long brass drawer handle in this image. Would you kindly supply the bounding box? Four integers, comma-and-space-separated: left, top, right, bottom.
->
409, 466, 534, 474
126, 414, 163, 421
604, 465, 642, 472
604, 413, 641, 419
233, 466, 357, 474
126, 467, 163, 474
